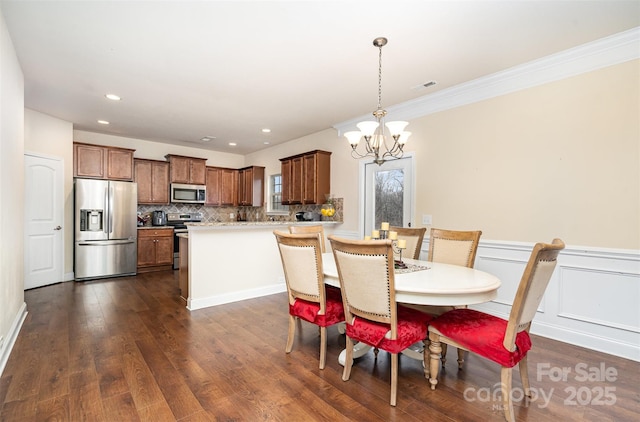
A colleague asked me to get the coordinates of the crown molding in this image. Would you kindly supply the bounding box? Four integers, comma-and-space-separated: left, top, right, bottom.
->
333, 26, 640, 135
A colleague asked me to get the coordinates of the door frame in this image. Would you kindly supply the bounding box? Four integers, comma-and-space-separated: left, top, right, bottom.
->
358, 152, 416, 238
24, 152, 65, 289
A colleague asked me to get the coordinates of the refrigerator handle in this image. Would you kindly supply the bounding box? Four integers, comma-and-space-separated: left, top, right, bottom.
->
104, 187, 109, 234
108, 185, 114, 234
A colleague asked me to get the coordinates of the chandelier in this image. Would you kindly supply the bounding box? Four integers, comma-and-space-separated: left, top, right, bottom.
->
344, 37, 411, 166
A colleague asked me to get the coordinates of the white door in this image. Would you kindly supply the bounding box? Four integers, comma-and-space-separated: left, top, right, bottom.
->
24, 153, 64, 289
362, 155, 414, 237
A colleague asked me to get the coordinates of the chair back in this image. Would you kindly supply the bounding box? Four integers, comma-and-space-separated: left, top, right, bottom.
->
390, 226, 426, 260
503, 238, 565, 350
289, 225, 326, 253
274, 230, 326, 310
328, 236, 398, 338
428, 228, 482, 268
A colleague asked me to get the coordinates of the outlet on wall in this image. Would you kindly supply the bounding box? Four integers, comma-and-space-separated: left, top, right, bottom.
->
422, 214, 432, 225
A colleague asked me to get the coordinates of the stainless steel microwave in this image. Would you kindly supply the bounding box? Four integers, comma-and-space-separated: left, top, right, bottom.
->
170, 183, 206, 204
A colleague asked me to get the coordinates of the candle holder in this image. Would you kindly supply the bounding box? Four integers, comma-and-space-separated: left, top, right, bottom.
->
380, 229, 388, 240
392, 240, 407, 269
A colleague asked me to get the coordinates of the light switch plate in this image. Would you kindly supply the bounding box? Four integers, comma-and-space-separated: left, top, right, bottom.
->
422, 214, 432, 225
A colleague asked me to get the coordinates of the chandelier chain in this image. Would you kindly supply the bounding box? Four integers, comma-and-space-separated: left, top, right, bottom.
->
377, 43, 383, 111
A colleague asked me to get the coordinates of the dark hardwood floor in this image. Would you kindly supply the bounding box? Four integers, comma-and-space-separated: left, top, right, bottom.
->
1, 271, 638, 421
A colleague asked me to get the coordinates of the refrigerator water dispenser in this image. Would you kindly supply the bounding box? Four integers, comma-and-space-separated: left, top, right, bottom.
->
80, 209, 103, 231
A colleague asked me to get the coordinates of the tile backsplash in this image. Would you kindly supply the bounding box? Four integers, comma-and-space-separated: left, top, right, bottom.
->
137, 198, 343, 225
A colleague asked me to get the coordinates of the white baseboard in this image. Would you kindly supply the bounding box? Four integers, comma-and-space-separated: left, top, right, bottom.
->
0, 302, 28, 376
187, 283, 287, 311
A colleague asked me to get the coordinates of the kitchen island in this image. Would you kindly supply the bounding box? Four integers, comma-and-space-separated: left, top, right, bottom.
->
182, 221, 341, 311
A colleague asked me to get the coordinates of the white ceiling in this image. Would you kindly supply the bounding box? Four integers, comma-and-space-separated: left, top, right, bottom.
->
2, 1, 638, 155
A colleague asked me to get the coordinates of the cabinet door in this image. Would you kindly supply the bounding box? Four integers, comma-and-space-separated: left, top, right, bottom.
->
220, 168, 238, 206
169, 156, 191, 183
151, 161, 170, 203
135, 160, 169, 204
303, 153, 318, 204
238, 168, 250, 205
205, 167, 221, 205
137, 236, 157, 267
106, 148, 134, 181
155, 236, 174, 265
290, 156, 304, 204
190, 159, 206, 185
74, 143, 105, 178
134, 160, 153, 203
281, 159, 292, 205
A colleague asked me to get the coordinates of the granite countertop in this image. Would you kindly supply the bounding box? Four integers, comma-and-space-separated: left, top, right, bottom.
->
137, 225, 174, 230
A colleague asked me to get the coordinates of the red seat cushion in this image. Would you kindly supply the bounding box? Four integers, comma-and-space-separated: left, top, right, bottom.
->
289, 286, 344, 327
429, 308, 532, 368
346, 306, 432, 354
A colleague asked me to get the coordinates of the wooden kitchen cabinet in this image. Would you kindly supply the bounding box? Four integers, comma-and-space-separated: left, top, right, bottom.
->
165, 154, 207, 185
206, 166, 238, 206
134, 159, 170, 204
74, 142, 135, 181
137, 228, 174, 272
238, 166, 265, 206
280, 150, 331, 205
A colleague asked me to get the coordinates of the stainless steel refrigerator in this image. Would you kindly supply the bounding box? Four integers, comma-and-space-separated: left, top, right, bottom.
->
74, 178, 137, 280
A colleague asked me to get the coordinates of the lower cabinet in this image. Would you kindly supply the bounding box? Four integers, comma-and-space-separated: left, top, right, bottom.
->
137, 228, 174, 273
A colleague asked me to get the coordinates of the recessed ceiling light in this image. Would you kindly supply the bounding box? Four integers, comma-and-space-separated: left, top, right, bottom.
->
97, 120, 110, 125
201, 136, 216, 142
228, 142, 237, 146
262, 128, 271, 133
263, 141, 270, 145
105, 94, 121, 101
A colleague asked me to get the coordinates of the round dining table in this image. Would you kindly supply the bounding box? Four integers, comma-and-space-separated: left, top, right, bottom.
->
321, 252, 502, 363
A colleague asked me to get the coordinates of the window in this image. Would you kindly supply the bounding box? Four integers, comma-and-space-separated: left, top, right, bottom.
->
362, 155, 414, 237
268, 174, 289, 214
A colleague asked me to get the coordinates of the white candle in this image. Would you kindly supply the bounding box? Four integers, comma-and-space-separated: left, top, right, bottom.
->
388, 231, 398, 240
380, 222, 390, 231
364, 235, 371, 241
397, 239, 407, 249
372, 230, 380, 239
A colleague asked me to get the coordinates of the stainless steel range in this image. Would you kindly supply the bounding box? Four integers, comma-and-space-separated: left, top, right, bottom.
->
167, 212, 202, 269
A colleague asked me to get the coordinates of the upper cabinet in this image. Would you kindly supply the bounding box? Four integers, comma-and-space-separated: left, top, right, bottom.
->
238, 166, 265, 206
280, 150, 331, 205
165, 154, 207, 185
74, 142, 135, 181
134, 159, 170, 204
206, 166, 238, 206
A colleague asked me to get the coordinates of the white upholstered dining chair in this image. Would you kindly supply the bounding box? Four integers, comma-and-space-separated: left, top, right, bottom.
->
328, 235, 433, 406
274, 230, 344, 369
426, 228, 482, 367
428, 238, 565, 422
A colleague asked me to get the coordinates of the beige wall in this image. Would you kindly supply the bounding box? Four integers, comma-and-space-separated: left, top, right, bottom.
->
409, 60, 639, 248
24, 110, 74, 275
0, 9, 25, 361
